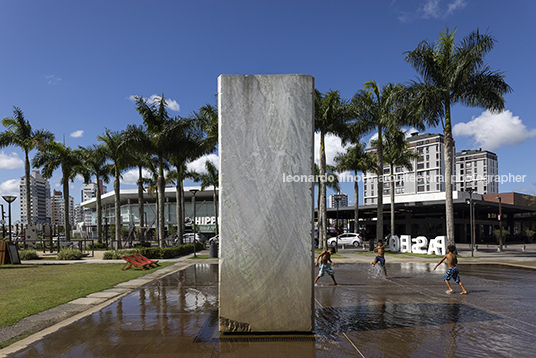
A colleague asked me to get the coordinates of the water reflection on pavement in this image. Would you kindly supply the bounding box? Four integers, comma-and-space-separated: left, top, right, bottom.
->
7, 263, 536, 357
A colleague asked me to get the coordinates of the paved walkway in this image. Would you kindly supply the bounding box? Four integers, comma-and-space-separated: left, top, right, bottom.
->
1, 244, 536, 357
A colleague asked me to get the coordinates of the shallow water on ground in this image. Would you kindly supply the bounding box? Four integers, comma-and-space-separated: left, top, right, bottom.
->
6, 263, 536, 357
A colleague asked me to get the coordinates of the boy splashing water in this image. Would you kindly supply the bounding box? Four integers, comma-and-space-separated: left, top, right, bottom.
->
314, 247, 339, 286
433, 244, 468, 294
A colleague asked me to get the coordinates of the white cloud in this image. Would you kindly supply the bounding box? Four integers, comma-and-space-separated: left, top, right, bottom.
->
0, 179, 19, 196
0, 151, 24, 169
46, 75, 62, 84
70, 130, 84, 138
128, 94, 181, 112
121, 168, 153, 186
314, 133, 350, 166
399, 0, 467, 21
187, 154, 219, 174
453, 110, 536, 150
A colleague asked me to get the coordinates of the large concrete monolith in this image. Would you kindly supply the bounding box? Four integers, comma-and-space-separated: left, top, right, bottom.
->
218, 74, 315, 333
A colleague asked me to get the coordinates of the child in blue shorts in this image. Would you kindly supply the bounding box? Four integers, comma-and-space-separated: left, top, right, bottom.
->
314, 247, 339, 286
433, 244, 468, 294
371, 240, 387, 279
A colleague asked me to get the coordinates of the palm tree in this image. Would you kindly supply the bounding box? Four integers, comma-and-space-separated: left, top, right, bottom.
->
334, 142, 374, 235
194, 160, 219, 235
313, 163, 340, 240
0, 107, 54, 224
97, 129, 133, 248
405, 27, 512, 245
134, 95, 195, 246
79, 144, 111, 243
167, 163, 198, 244
32, 141, 84, 241
373, 128, 420, 239
315, 90, 350, 250
351, 81, 405, 244
193, 102, 218, 154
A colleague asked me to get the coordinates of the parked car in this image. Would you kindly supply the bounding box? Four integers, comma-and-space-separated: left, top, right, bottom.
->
175, 233, 206, 245
327, 233, 363, 248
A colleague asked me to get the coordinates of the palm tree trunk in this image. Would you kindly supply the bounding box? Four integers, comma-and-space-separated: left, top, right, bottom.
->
319, 132, 328, 250
63, 171, 71, 241
444, 129, 455, 246
354, 170, 359, 234
390, 165, 395, 238
114, 173, 122, 249
137, 166, 145, 242
176, 177, 184, 245
376, 126, 384, 244
158, 174, 165, 248
24, 151, 31, 225
96, 177, 103, 243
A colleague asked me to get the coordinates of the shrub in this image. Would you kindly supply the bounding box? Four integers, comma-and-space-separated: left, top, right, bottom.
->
19, 250, 40, 260
89, 242, 107, 249
102, 242, 203, 260
102, 250, 137, 260
57, 248, 84, 260
133, 241, 151, 248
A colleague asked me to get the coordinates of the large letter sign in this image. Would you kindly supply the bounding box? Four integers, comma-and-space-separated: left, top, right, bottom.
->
411, 236, 428, 254
427, 236, 447, 255
400, 235, 412, 253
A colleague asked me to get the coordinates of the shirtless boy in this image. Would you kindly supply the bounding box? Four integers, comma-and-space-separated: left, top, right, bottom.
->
314, 247, 339, 286
433, 244, 468, 294
371, 240, 387, 279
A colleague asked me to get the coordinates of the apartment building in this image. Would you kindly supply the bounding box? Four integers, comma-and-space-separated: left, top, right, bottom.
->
52, 190, 75, 227
456, 149, 499, 194
329, 193, 348, 208
19, 170, 51, 225
363, 132, 499, 205
81, 181, 106, 225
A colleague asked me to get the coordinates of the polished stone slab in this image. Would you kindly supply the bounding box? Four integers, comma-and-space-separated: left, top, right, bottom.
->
218, 75, 315, 333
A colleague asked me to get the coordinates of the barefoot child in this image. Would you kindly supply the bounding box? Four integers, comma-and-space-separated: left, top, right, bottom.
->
371, 240, 387, 279
433, 244, 468, 294
314, 247, 339, 286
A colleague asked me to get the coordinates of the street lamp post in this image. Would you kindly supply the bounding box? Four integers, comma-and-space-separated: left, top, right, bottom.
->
334, 195, 342, 235
0, 204, 5, 240
496, 196, 502, 251
465, 189, 475, 257
2, 196, 17, 243
190, 189, 199, 258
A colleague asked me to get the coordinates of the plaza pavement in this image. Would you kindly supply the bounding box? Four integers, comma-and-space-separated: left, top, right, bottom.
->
1, 244, 536, 357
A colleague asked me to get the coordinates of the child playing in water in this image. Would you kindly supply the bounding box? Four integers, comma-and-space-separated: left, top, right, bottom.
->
314, 247, 339, 286
433, 244, 468, 294
371, 240, 388, 279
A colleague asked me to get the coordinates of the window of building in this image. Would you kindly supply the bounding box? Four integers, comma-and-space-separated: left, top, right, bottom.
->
417, 148, 424, 154
460, 170, 464, 175
417, 141, 423, 146
417, 185, 425, 192
466, 162, 472, 167
384, 189, 390, 194
436, 161, 439, 167
395, 166, 403, 172
417, 163, 424, 169
427, 185, 430, 191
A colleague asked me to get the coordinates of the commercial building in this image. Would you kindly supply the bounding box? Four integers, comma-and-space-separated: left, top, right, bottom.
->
456, 149, 499, 194
80, 186, 217, 238
19, 170, 51, 225
80, 180, 107, 225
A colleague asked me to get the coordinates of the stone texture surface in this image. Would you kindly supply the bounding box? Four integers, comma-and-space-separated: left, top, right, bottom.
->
218, 74, 315, 332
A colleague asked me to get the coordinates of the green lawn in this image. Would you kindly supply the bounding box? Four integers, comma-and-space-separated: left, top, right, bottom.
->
0, 262, 173, 329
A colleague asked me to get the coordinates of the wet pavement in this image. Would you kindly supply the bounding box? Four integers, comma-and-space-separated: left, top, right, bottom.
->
3, 260, 536, 358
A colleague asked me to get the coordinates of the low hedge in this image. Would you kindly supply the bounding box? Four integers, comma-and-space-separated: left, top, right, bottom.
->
57, 248, 84, 260
19, 250, 40, 260
102, 242, 203, 260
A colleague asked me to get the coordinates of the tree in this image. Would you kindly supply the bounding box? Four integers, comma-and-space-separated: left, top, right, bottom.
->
98, 129, 133, 248
79, 144, 111, 243
351, 81, 405, 244
134, 95, 196, 247
405, 27, 512, 245
315, 90, 350, 250
373, 128, 420, 239
334, 142, 374, 234
0, 107, 54, 224
32, 141, 84, 241
194, 160, 219, 235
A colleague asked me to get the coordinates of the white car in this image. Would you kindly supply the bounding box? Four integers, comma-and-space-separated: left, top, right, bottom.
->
174, 233, 206, 245
327, 233, 363, 248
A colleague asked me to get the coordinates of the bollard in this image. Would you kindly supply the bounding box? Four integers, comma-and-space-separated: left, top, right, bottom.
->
522, 245, 526, 252
342, 244, 346, 250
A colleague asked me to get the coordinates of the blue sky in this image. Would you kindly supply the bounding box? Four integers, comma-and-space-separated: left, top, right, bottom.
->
0, 0, 535, 221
